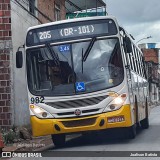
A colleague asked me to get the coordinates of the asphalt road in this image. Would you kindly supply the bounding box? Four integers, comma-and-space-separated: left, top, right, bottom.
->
10, 106, 160, 160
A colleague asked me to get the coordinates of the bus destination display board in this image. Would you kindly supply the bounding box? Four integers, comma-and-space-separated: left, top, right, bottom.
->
26, 19, 117, 47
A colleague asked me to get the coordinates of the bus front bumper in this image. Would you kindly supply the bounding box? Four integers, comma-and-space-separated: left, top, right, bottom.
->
30, 104, 133, 137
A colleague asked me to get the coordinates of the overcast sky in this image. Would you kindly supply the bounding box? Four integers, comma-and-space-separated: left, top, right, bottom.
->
106, 0, 160, 44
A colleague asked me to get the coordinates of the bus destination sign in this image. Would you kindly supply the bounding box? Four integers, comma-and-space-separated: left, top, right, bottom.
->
38, 25, 97, 41
26, 19, 117, 46
60, 25, 95, 37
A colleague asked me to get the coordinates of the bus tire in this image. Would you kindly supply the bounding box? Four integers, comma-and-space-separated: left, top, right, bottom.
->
127, 124, 136, 139
140, 99, 149, 129
51, 134, 66, 147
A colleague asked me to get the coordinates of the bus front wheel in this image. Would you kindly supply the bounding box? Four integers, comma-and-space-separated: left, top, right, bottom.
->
51, 134, 66, 147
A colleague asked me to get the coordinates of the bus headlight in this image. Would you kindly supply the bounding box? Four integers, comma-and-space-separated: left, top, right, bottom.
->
103, 94, 127, 112
30, 105, 53, 119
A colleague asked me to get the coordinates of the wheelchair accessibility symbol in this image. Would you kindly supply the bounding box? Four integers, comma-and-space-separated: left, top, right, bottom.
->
75, 82, 85, 92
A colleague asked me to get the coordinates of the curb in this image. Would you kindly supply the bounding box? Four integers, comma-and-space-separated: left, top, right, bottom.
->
33, 134, 81, 152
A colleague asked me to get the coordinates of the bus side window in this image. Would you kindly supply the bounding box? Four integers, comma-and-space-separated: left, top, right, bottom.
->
128, 53, 134, 71
137, 50, 141, 75
109, 43, 123, 69
132, 44, 137, 73
134, 47, 140, 75
120, 36, 127, 66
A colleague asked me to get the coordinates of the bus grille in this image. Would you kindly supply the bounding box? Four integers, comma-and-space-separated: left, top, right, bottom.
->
61, 117, 96, 127
46, 95, 108, 109
57, 108, 100, 116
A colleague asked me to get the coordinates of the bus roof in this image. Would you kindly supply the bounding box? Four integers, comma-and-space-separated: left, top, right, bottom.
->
27, 16, 117, 32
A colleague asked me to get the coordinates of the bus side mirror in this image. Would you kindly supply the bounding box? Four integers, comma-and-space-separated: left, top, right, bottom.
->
16, 51, 23, 68
125, 37, 132, 53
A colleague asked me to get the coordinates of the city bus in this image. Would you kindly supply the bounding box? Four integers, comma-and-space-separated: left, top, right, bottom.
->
16, 16, 150, 147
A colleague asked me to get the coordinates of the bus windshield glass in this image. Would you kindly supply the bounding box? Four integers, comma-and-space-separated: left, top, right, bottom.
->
26, 38, 124, 96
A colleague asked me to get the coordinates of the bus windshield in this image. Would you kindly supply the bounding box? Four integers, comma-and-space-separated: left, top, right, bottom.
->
26, 38, 124, 96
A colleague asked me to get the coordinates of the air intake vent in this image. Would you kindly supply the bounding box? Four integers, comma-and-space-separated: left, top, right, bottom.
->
62, 117, 97, 127
46, 95, 108, 109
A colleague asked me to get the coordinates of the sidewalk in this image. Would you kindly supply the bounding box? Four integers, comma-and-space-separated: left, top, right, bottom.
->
2, 134, 81, 152
2, 135, 53, 152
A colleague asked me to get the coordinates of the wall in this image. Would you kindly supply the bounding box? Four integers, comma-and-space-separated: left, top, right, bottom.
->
142, 48, 159, 64
37, 0, 66, 23
142, 48, 160, 104
11, 0, 38, 126
0, 0, 12, 130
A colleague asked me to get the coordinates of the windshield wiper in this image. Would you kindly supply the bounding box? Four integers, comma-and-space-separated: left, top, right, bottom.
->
82, 37, 96, 62
46, 43, 60, 66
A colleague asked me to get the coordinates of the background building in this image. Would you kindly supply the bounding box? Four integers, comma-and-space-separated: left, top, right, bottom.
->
139, 43, 160, 105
